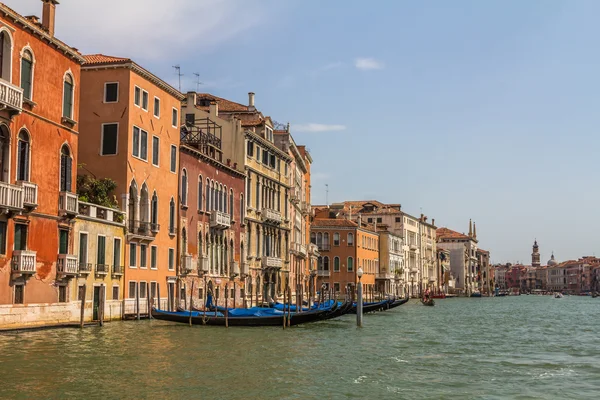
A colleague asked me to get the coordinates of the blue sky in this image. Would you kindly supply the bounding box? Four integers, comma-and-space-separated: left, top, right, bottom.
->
9, 0, 600, 263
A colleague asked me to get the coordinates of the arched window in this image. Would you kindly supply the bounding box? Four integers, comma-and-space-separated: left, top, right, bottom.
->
347, 233, 354, 246
60, 145, 72, 192
140, 184, 149, 224
151, 191, 158, 229
0, 30, 13, 81
205, 178, 210, 211
333, 232, 340, 246
63, 73, 74, 119
323, 256, 329, 271
182, 228, 187, 255
219, 184, 224, 212
198, 175, 203, 210
316, 232, 322, 247
16, 130, 30, 182
310, 232, 316, 244
347, 257, 354, 272
20, 49, 34, 100
324, 233, 330, 248
334, 256, 340, 272
240, 194, 245, 220
223, 185, 228, 214
169, 198, 175, 234
0, 125, 9, 183
128, 180, 138, 229
180, 169, 187, 206
229, 189, 234, 219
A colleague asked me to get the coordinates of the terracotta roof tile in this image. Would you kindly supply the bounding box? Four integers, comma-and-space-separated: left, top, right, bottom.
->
312, 218, 358, 228
436, 227, 472, 240
83, 54, 131, 65
196, 93, 250, 113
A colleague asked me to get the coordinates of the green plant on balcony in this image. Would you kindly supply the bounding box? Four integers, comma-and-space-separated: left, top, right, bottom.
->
76, 173, 118, 208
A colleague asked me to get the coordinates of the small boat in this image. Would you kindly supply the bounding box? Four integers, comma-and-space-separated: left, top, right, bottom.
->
554, 292, 564, 298
386, 296, 410, 310
421, 298, 435, 306
592, 292, 598, 298
349, 298, 394, 314
470, 291, 482, 298
432, 293, 446, 299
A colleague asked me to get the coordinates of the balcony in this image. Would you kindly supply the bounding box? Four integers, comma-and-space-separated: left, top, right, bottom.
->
209, 211, 231, 230
127, 220, 155, 241
12, 250, 36, 274
112, 264, 123, 277
17, 181, 38, 209
262, 256, 282, 269
410, 267, 419, 274
377, 272, 395, 280
150, 223, 160, 234
181, 255, 193, 274
58, 191, 78, 217
198, 256, 209, 274
309, 243, 320, 256
56, 254, 78, 277
231, 261, 240, 276
78, 263, 92, 275
318, 243, 331, 252
261, 208, 282, 224
409, 244, 418, 251
317, 269, 330, 277
0, 181, 24, 212
95, 264, 109, 276
78, 201, 125, 225
0, 79, 23, 116
291, 243, 307, 258
300, 201, 311, 215
240, 262, 249, 276
290, 190, 300, 205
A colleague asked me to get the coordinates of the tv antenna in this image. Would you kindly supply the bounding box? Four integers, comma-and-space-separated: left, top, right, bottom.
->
193, 72, 203, 92
173, 65, 183, 92
326, 184, 329, 206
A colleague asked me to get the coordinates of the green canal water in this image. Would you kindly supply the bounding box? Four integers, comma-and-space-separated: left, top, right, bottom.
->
1, 296, 599, 399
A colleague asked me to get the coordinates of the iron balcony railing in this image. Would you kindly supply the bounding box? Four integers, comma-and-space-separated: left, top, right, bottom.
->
96, 264, 109, 275
78, 263, 92, 274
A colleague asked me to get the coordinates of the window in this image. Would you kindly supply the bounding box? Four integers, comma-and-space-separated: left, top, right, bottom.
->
134, 86, 141, 106
60, 145, 72, 192
151, 246, 157, 269
323, 256, 330, 271
79, 233, 88, 267
240, 194, 245, 220
14, 285, 24, 304
347, 233, 354, 246
395, 217, 401, 223
198, 175, 203, 210
265, 126, 273, 141
97, 236, 106, 266
172, 108, 178, 127
333, 233, 340, 246
169, 198, 175, 234
16, 130, 30, 181
262, 150, 269, 165
104, 82, 118, 103
334, 257, 340, 272
128, 282, 136, 299
112, 286, 119, 300
256, 147, 260, 161
247, 141, 254, 157
170, 145, 177, 173
206, 179, 211, 211
142, 90, 149, 111
14, 224, 27, 251
132, 126, 148, 160
0, 221, 6, 254
129, 243, 137, 267
59, 229, 69, 254
181, 169, 188, 206
229, 190, 234, 219
101, 123, 118, 155
367, 218, 373, 223
334, 283, 340, 293
139, 282, 147, 298
198, 288, 204, 300
21, 49, 34, 100
151, 192, 158, 229
168, 248, 175, 271
347, 257, 354, 272
377, 218, 382, 223
140, 244, 147, 268
152, 136, 159, 166
153, 97, 160, 118
58, 285, 67, 303
62, 73, 74, 119
113, 238, 121, 269
151, 282, 157, 299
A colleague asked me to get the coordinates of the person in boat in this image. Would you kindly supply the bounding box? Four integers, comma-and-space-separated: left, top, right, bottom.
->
423, 288, 431, 302
205, 289, 213, 309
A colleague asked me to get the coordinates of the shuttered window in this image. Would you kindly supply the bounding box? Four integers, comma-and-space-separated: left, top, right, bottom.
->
60, 146, 72, 192
97, 236, 106, 265
17, 131, 30, 181
14, 224, 27, 251
20, 50, 33, 100
63, 74, 74, 119
59, 229, 69, 254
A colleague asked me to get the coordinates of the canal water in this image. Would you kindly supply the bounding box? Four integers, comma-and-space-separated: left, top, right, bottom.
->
1, 296, 599, 399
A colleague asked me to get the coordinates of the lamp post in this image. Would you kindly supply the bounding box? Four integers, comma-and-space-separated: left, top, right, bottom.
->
357, 267, 364, 327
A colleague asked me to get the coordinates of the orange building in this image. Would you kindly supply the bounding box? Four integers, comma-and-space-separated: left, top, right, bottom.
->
0, 1, 85, 327
79, 54, 184, 313
310, 217, 378, 297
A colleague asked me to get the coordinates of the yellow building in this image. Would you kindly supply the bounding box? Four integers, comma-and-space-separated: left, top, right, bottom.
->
71, 201, 127, 322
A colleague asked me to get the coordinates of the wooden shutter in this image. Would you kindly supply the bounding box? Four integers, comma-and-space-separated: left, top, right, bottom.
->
65, 156, 72, 192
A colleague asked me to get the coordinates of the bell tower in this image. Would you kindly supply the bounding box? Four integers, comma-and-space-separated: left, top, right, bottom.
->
531, 240, 541, 268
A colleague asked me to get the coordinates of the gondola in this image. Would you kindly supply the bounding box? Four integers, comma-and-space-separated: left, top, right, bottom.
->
349, 298, 394, 314
386, 296, 410, 310
421, 298, 435, 306
151, 305, 334, 327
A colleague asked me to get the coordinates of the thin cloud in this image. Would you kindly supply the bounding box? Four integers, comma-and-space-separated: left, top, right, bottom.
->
5, 0, 267, 61
293, 123, 347, 133
311, 172, 331, 181
355, 58, 385, 70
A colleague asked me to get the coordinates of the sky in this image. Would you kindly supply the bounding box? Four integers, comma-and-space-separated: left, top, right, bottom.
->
7, 0, 600, 264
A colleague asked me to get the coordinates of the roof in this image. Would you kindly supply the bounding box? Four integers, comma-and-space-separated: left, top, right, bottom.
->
196, 93, 250, 113
82, 54, 131, 65
477, 248, 489, 254
312, 219, 358, 228
436, 227, 472, 241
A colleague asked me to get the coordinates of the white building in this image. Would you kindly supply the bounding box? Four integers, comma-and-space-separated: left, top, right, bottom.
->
436, 221, 478, 295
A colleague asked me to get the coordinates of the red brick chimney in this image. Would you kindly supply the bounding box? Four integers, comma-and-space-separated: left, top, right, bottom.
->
41, 0, 59, 37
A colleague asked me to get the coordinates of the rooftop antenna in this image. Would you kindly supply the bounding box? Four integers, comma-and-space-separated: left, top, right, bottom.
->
173, 65, 183, 92
193, 72, 203, 92
325, 184, 329, 207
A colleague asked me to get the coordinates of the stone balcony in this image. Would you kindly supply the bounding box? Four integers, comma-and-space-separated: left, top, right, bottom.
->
377, 272, 395, 280
58, 191, 78, 217
78, 201, 125, 225
127, 220, 155, 241
0, 78, 23, 116
309, 243, 320, 256
262, 256, 282, 269
410, 267, 419, 273
56, 254, 78, 277
0, 181, 24, 212
291, 243, 307, 258
17, 181, 38, 209
12, 250, 36, 274
198, 256, 209, 275
261, 208, 282, 224
240, 262, 249, 276
409, 244, 418, 251
210, 211, 231, 230
300, 201, 311, 215
181, 255, 193, 274
317, 269, 330, 277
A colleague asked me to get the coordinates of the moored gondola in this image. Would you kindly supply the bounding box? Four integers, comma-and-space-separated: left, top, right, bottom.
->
386, 296, 410, 310
349, 298, 394, 314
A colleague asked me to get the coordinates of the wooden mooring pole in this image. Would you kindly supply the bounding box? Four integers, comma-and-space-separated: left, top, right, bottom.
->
79, 284, 86, 328
99, 285, 105, 327
136, 282, 141, 321
189, 281, 194, 327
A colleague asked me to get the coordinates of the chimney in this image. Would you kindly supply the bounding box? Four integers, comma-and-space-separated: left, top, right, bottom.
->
432, 218, 435, 226
248, 92, 255, 109
186, 91, 197, 107
209, 101, 218, 117
358, 214, 362, 227
41, 0, 59, 37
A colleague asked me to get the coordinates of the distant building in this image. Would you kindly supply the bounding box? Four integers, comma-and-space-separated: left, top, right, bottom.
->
436, 220, 479, 295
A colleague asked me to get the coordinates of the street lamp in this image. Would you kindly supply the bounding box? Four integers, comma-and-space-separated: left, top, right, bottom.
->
357, 268, 364, 327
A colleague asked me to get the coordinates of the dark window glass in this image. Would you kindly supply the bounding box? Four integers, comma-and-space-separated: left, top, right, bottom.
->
129, 281, 136, 298
79, 233, 88, 265
17, 131, 30, 181
14, 285, 24, 304
21, 51, 33, 100
14, 224, 27, 251
60, 147, 72, 192
0, 221, 6, 254
140, 130, 148, 160
134, 87, 141, 106
101, 124, 118, 155
113, 238, 121, 268
63, 75, 74, 119
140, 244, 147, 268
133, 127, 140, 157
153, 97, 160, 117
105, 83, 118, 102
112, 286, 119, 300
172, 108, 178, 126
59, 286, 67, 303
142, 91, 148, 110
247, 141, 253, 157
170, 146, 176, 173
129, 243, 136, 267
59, 229, 68, 254
97, 236, 106, 265
168, 248, 174, 270
152, 136, 159, 165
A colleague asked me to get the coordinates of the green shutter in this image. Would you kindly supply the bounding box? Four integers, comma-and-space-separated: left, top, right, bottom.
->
21, 59, 32, 100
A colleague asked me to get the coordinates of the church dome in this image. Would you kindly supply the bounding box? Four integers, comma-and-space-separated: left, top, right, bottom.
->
548, 253, 557, 266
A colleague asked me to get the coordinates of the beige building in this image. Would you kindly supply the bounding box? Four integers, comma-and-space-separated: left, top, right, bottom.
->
436, 221, 479, 295
377, 228, 404, 296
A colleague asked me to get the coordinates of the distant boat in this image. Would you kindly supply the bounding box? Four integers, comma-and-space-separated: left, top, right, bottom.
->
554, 293, 564, 298
470, 291, 482, 298
432, 293, 446, 299
421, 298, 435, 306
592, 292, 598, 298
